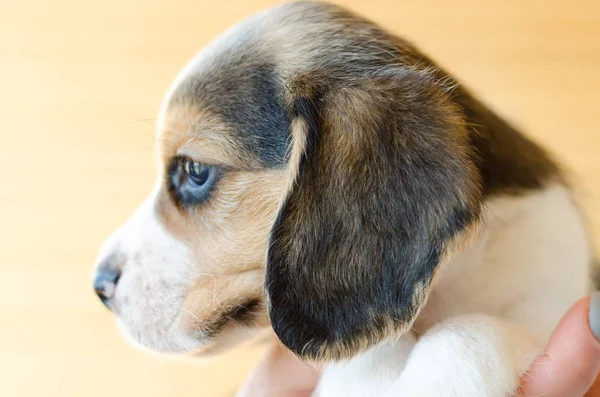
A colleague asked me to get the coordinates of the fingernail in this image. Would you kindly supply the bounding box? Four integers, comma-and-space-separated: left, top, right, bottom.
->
590, 292, 600, 341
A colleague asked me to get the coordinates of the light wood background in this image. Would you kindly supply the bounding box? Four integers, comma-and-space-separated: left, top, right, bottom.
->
0, 1, 598, 396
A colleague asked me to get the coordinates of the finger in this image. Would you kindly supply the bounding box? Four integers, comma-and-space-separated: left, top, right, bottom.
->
236, 342, 319, 397
584, 373, 600, 397
519, 293, 600, 397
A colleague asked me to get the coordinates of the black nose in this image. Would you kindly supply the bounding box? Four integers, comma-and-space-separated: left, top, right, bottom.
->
93, 268, 121, 309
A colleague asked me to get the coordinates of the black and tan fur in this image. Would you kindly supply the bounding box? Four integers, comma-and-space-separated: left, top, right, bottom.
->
165, 1, 561, 360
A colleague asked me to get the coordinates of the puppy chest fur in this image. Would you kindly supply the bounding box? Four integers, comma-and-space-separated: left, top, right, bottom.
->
93, 2, 594, 396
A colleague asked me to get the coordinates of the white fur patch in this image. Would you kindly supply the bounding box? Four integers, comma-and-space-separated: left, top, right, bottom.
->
386, 315, 541, 397
315, 335, 417, 397
95, 183, 204, 354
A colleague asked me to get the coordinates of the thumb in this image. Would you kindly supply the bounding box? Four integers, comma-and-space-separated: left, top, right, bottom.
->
519, 293, 600, 397
236, 342, 319, 397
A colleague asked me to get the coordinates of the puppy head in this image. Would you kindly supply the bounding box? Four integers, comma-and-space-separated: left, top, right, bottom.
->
93, 1, 482, 359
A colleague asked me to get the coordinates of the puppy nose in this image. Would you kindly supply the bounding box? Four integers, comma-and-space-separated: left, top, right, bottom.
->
93, 268, 121, 309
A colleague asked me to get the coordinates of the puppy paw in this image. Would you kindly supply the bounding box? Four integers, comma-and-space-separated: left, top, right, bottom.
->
315, 335, 417, 397
386, 314, 541, 397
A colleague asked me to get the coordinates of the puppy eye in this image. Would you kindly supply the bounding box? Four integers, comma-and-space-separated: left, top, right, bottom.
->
168, 156, 219, 206
183, 158, 210, 187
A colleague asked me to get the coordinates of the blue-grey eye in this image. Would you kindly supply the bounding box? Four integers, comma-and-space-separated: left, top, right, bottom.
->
169, 157, 219, 206
183, 158, 210, 186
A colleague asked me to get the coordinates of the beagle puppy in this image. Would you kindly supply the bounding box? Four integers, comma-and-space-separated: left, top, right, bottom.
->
92, 2, 595, 396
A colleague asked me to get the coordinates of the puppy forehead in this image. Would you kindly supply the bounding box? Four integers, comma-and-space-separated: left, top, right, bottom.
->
160, 12, 296, 169
172, 61, 289, 168
157, 1, 405, 168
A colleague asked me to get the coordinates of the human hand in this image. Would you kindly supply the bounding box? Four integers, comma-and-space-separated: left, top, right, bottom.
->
518, 293, 600, 396
235, 342, 319, 397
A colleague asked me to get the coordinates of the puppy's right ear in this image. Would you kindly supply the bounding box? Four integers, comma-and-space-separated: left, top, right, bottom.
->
266, 69, 482, 361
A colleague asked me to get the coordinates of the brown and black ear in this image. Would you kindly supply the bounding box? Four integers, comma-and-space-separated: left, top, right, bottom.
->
266, 68, 483, 361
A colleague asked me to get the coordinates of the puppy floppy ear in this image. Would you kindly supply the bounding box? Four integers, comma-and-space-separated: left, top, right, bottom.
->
266, 68, 483, 361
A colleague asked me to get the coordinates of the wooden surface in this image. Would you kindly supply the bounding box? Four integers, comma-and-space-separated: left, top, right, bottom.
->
0, 1, 598, 396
